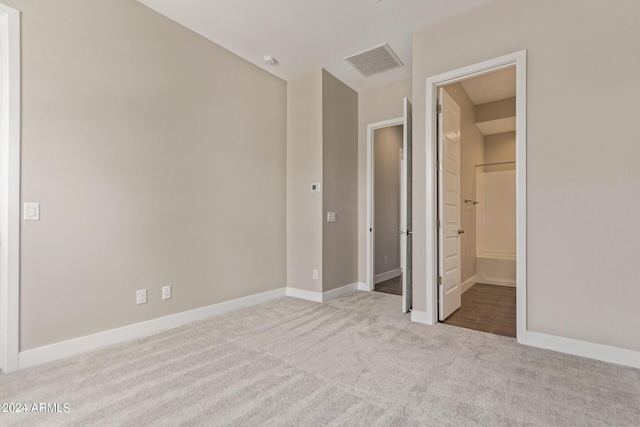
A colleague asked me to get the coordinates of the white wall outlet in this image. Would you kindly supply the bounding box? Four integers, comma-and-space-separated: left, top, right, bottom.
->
311, 183, 321, 193
384, 255, 388, 265
327, 212, 336, 222
312, 269, 318, 280
162, 285, 171, 300
23, 202, 40, 221
136, 289, 147, 305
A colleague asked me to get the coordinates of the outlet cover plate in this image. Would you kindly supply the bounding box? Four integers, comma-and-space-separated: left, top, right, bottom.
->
136, 289, 147, 305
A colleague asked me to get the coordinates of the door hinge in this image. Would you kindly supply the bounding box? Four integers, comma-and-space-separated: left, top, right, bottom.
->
437, 276, 443, 285
436, 219, 440, 228
436, 105, 442, 114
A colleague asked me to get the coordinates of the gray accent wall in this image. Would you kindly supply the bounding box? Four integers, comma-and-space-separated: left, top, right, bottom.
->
322, 70, 358, 292
412, 0, 640, 351
9, 0, 287, 351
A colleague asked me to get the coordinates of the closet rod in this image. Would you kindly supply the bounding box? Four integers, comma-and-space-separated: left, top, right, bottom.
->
475, 161, 516, 167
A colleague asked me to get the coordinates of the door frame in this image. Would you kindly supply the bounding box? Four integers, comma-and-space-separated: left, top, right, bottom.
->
366, 117, 403, 291
425, 50, 527, 342
0, 3, 21, 373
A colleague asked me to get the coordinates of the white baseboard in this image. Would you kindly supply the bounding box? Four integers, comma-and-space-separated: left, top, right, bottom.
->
287, 282, 362, 303
19, 287, 287, 369
480, 279, 516, 287
322, 282, 360, 302
374, 268, 401, 284
286, 287, 322, 302
410, 310, 435, 325
357, 282, 370, 291
524, 331, 640, 369
460, 275, 477, 293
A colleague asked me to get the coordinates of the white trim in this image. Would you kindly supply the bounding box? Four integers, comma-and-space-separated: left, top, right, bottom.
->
525, 332, 640, 369
286, 283, 361, 303
321, 282, 360, 302
19, 288, 287, 369
374, 268, 401, 284
425, 50, 527, 335
514, 52, 527, 343
366, 117, 403, 292
286, 287, 322, 302
410, 310, 430, 325
478, 279, 515, 288
357, 282, 370, 291
460, 275, 477, 294
0, 4, 20, 373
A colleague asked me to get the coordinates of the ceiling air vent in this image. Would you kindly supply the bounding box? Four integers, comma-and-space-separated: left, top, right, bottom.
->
345, 43, 404, 77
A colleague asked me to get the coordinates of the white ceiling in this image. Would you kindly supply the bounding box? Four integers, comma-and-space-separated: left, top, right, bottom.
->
137, 0, 494, 93
459, 67, 516, 105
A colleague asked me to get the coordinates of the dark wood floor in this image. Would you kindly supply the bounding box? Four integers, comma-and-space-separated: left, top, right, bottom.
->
375, 275, 402, 295
442, 283, 516, 338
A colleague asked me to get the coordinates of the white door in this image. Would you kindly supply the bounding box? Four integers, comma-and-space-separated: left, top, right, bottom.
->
438, 88, 462, 321
401, 98, 413, 313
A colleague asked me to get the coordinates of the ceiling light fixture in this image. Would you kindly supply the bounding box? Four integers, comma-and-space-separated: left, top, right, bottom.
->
263, 55, 277, 66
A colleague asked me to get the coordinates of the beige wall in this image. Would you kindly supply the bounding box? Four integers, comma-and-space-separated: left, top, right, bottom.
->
479, 131, 516, 254
322, 70, 358, 292
9, 0, 287, 351
412, 0, 640, 351
287, 71, 323, 293
476, 169, 516, 256
443, 84, 484, 284
358, 78, 412, 283
484, 131, 516, 172
373, 125, 402, 276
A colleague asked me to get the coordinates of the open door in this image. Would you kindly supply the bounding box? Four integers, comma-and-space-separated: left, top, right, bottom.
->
401, 98, 413, 313
438, 88, 462, 321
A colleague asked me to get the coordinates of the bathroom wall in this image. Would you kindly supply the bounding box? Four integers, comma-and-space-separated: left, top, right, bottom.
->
477, 132, 516, 256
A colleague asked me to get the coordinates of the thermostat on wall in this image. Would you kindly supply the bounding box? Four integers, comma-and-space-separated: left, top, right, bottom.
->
311, 183, 321, 193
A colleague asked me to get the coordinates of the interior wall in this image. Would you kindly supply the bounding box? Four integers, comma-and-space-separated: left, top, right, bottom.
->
373, 125, 403, 277
412, 0, 640, 351
476, 169, 516, 256
287, 70, 323, 293
484, 131, 516, 171
322, 70, 358, 292
358, 78, 412, 284
478, 131, 516, 255
9, 0, 287, 351
442, 84, 484, 285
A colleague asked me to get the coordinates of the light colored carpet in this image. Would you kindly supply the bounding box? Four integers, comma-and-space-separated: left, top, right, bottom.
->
1, 291, 639, 426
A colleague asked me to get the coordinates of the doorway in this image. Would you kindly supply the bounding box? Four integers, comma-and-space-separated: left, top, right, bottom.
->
425, 51, 527, 342
372, 124, 403, 296
438, 68, 517, 337
366, 98, 413, 313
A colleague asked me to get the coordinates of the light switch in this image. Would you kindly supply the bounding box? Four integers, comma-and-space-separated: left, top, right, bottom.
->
24, 202, 40, 221
327, 212, 336, 222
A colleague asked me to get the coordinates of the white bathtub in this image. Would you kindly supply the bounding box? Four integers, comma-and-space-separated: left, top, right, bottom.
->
476, 252, 516, 287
